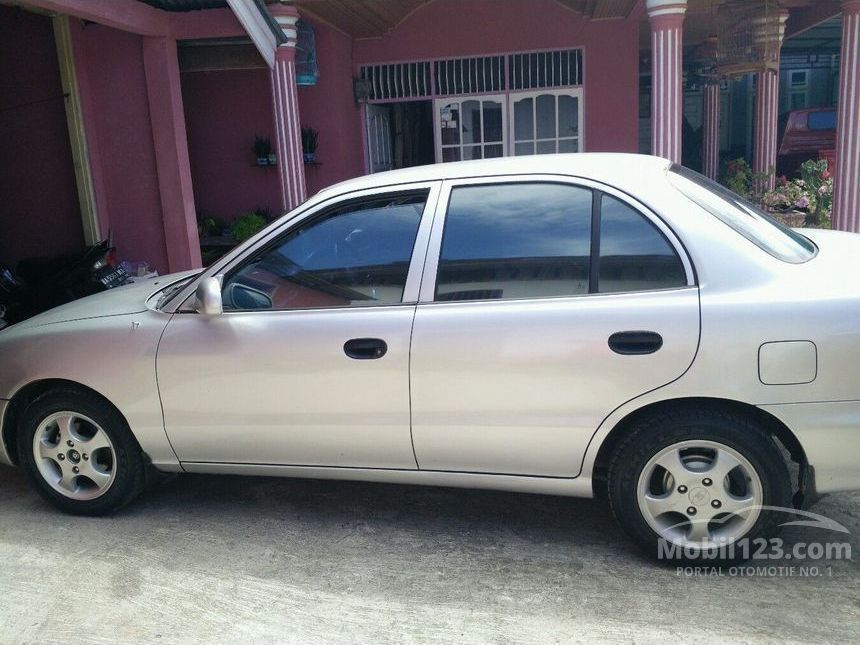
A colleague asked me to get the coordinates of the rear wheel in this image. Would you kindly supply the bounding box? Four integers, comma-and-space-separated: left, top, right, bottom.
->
607, 407, 793, 564
18, 389, 146, 515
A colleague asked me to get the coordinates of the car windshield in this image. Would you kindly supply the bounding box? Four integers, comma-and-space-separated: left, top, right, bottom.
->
667, 165, 817, 264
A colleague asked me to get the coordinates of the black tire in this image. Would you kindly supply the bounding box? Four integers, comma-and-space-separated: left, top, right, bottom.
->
17, 389, 146, 515
607, 406, 793, 565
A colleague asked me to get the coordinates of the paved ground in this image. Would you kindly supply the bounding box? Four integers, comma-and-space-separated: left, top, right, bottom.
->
0, 464, 858, 644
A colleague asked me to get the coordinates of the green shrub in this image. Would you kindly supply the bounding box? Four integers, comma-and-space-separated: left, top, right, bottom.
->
231, 212, 267, 243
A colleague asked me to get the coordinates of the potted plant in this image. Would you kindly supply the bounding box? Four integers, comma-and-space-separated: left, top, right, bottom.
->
302, 127, 319, 163
253, 135, 273, 166
761, 159, 833, 228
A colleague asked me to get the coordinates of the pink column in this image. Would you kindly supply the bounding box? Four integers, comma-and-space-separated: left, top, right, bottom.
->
142, 36, 202, 271
833, 0, 860, 232
647, 0, 687, 163
269, 8, 306, 212
752, 11, 788, 193
753, 70, 780, 191
702, 82, 721, 179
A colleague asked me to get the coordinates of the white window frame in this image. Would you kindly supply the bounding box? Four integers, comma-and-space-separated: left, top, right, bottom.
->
508, 88, 585, 156
433, 94, 508, 163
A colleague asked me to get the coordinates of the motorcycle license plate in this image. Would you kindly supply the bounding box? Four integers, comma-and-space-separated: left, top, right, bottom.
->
98, 267, 129, 288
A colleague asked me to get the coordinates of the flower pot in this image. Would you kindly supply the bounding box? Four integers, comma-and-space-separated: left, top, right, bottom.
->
303, 152, 316, 164
256, 156, 269, 166
267, 153, 277, 166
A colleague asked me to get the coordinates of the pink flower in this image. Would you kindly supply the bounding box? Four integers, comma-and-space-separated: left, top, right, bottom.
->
795, 196, 810, 209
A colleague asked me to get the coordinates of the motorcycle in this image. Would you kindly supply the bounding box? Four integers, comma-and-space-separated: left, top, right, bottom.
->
0, 240, 130, 327
0, 264, 25, 331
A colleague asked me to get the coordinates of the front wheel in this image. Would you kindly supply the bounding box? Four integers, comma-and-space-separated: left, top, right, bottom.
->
18, 389, 146, 515
607, 407, 793, 564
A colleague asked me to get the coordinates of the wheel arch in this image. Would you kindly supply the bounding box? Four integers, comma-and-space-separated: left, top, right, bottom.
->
2, 379, 131, 467
590, 396, 810, 504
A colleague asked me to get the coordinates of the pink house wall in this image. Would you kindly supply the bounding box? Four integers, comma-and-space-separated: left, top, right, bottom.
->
296, 19, 365, 196
352, 0, 640, 154
181, 68, 282, 222
70, 20, 170, 272
295, 0, 639, 193
0, 6, 83, 267
179, 17, 365, 214
6, 0, 640, 281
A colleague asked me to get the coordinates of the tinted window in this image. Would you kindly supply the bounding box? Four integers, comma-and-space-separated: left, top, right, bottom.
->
808, 110, 836, 131
436, 183, 592, 301
668, 165, 816, 263
223, 192, 426, 310
598, 195, 687, 293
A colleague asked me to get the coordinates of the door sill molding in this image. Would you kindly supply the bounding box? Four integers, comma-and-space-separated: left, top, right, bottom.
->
180, 462, 594, 498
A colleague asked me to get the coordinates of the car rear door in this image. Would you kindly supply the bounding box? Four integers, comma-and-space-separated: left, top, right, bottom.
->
156, 182, 439, 468
408, 175, 700, 477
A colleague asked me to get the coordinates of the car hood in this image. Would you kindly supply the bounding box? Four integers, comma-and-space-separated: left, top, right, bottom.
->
8, 270, 199, 330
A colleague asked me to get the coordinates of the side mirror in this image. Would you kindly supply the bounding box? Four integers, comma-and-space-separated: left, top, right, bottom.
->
195, 276, 223, 316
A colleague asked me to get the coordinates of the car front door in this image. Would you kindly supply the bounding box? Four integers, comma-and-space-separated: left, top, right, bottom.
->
156, 183, 439, 468
409, 176, 700, 477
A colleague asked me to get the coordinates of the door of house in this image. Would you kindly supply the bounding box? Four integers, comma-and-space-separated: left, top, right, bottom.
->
509, 88, 584, 155
366, 104, 394, 173
433, 95, 507, 162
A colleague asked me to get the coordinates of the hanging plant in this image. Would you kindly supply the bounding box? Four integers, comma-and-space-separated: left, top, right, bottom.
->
302, 127, 319, 163
253, 135, 273, 166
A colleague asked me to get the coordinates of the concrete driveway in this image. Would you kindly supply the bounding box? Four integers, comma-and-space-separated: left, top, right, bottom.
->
0, 464, 858, 644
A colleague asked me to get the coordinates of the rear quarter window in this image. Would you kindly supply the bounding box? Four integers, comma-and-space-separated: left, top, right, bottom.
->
668, 166, 817, 264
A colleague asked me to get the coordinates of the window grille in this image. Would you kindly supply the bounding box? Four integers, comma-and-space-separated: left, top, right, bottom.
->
508, 50, 583, 91
359, 62, 432, 101
433, 56, 506, 95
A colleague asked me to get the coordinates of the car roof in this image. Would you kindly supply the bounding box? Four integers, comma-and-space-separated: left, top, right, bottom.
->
315, 153, 673, 197
787, 107, 836, 115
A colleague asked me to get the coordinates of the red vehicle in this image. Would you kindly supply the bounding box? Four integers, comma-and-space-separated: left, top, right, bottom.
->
778, 107, 837, 177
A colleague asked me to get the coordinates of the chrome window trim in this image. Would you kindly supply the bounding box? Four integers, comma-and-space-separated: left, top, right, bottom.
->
417, 173, 696, 304
166, 180, 442, 314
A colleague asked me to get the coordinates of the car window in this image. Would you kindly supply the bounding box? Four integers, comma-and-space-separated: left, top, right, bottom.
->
808, 110, 836, 131
435, 183, 592, 301
223, 191, 427, 310
598, 195, 687, 293
668, 165, 816, 264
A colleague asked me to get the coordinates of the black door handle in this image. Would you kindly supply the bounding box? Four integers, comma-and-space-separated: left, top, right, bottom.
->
608, 331, 663, 355
344, 338, 388, 360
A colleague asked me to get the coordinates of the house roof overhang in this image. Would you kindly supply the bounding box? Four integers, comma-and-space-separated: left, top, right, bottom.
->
288, 0, 640, 39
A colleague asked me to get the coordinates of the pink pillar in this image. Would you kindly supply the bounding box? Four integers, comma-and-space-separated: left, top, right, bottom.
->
833, 0, 860, 232
271, 45, 307, 211
142, 36, 202, 271
702, 82, 721, 180
752, 70, 780, 191
269, 7, 306, 212
647, 0, 687, 163
752, 11, 788, 193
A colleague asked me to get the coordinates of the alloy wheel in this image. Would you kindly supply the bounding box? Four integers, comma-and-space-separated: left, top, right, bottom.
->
636, 439, 763, 549
31, 411, 117, 501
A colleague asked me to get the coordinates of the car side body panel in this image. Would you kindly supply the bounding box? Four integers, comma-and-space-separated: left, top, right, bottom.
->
0, 307, 180, 471
156, 305, 419, 468
410, 288, 700, 477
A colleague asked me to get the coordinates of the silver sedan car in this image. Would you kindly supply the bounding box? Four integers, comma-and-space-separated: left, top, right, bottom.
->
1, 154, 857, 563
